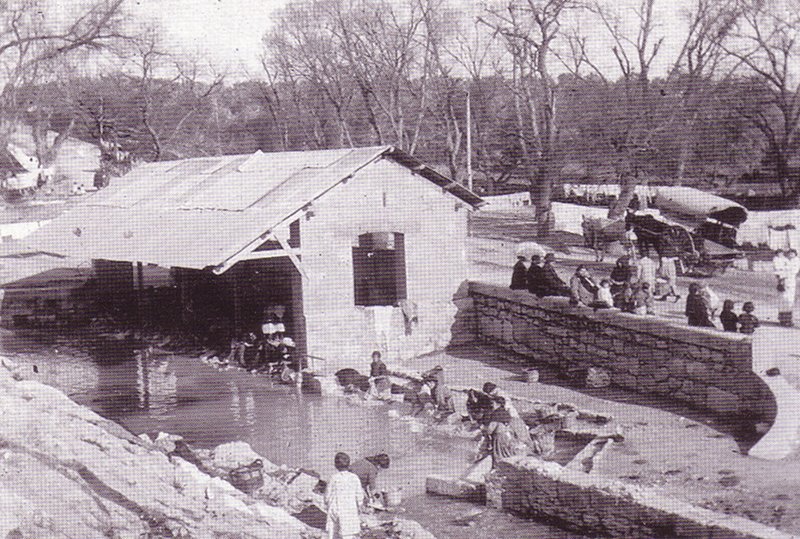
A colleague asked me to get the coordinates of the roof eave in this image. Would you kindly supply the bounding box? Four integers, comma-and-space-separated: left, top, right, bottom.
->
381, 147, 485, 208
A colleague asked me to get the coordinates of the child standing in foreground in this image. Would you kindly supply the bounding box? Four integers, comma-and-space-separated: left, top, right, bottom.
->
720, 299, 738, 332
738, 302, 760, 334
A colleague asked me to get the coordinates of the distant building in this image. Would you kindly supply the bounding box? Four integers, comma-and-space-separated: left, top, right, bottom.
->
28, 146, 483, 368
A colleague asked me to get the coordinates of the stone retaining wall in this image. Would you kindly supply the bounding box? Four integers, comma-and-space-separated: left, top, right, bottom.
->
469, 282, 775, 420
487, 456, 793, 539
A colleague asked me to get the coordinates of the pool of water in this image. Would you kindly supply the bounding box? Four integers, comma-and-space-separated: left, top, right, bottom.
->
0, 329, 588, 538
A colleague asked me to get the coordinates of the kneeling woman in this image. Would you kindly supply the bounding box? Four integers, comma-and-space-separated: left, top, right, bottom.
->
477, 398, 528, 468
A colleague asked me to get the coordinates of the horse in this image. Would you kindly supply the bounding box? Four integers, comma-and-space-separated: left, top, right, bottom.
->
624, 212, 697, 260
581, 215, 626, 262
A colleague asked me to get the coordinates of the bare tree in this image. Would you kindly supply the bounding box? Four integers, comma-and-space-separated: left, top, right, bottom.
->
723, 0, 800, 199
479, 0, 582, 235
0, 0, 127, 189
264, 1, 356, 148
670, 0, 741, 182
327, 0, 437, 152
565, 0, 740, 219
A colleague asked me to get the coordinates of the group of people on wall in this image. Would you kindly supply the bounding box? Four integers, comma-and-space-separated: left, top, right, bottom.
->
510, 251, 678, 315
511, 249, 768, 334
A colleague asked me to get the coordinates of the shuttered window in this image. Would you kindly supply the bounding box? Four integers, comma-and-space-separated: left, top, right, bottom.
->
353, 232, 407, 306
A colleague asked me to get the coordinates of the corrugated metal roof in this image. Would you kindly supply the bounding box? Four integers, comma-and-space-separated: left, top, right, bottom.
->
26, 146, 483, 271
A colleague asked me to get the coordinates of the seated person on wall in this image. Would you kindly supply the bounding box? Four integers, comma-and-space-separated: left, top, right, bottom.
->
526, 254, 546, 297
738, 301, 760, 334
569, 265, 599, 307
593, 279, 614, 310
720, 299, 738, 332
610, 256, 635, 308
510, 255, 529, 290
631, 282, 655, 315
539, 253, 570, 297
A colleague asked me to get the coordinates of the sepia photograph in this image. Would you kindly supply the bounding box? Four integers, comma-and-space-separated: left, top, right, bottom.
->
0, 0, 798, 537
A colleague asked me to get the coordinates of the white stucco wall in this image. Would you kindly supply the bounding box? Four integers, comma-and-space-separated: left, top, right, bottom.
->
299, 158, 470, 372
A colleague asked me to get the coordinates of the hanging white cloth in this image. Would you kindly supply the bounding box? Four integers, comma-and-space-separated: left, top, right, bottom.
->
371, 306, 394, 343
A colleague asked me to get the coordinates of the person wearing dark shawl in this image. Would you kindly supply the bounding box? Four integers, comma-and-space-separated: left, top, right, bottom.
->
610, 256, 635, 307
540, 253, 570, 297
685, 282, 715, 327
476, 399, 526, 468
511, 255, 528, 290
526, 254, 546, 296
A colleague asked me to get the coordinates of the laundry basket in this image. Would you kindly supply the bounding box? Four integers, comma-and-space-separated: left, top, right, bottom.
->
229, 459, 264, 493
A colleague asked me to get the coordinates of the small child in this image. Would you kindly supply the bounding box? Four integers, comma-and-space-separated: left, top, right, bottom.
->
720, 299, 738, 332
595, 279, 614, 309
738, 301, 760, 334
640, 282, 655, 315
631, 282, 655, 315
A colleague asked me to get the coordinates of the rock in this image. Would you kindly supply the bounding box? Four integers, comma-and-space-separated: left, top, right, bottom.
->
461, 456, 493, 484
212, 441, 278, 473
586, 367, 611, 388
425, 475, 485, 502
285, 471, 321, 500
0, 354, 310, 538
153, 431, 183, 453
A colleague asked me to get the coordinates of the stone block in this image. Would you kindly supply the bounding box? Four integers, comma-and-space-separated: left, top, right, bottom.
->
685, 361, 710, 380
668, 358, 688, 377
425, 475, 486, 502
512, 321, 532, 344
673, 519, 709, 537
501, 320, 514, 343
706, 386, 741, 415
614, 373, 638, 390
595, 334, 614, 351
653, 366, 670, 383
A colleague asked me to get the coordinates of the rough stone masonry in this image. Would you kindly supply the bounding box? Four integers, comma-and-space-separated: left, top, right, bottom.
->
468, 282, 775, 422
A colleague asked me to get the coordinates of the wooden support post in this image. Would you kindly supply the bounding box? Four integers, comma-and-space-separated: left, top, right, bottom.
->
176, 269, 186, 327
232, 268, 242, 335
135, 262, 144, 333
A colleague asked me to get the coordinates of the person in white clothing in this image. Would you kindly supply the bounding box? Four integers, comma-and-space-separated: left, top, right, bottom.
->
772, 249, 788, 278
638, 250, 659, 290
777, 249, 800, 326
325, 453, 364, 539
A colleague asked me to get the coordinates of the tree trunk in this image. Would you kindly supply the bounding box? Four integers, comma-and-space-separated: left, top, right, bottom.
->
774, 148, 792, 198
608, 172, 637, 220
532, 164, 554, 237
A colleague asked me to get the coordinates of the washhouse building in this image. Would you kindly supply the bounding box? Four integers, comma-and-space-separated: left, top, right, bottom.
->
27, 146, 482, 370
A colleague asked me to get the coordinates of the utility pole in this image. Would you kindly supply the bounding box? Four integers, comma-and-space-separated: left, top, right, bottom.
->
466, 88, 473, 191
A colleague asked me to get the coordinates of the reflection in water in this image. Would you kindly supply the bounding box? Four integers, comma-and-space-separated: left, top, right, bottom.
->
136, 356, 178, 417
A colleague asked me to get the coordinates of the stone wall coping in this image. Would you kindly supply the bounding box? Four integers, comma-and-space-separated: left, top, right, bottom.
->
469, 281, 751, 353
500, 456, 794, 539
